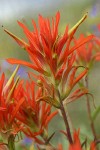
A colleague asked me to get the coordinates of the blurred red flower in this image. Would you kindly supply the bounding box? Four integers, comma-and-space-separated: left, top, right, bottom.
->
69, 130, 96, 150
15, 80, 58, 144
5, 12, 93, 76
75, 34, 100, 67
4, 12, 94, 107
0, 67, 25, 143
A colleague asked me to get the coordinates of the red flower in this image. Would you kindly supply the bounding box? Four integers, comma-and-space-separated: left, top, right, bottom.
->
15, 80, 58, 144
5, 12, 93, 107
69, 130, 82, 150
93, 37, 100, 61
0, 67, 25, 142
69, 130, 97, 150
5, 12, 93, 77
75, 34, 100, 67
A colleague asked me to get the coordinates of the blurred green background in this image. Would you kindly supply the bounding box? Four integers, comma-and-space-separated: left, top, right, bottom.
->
0, 0, 100, 149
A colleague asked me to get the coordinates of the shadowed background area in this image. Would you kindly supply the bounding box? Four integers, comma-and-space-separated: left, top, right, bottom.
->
0, 0, 100, 149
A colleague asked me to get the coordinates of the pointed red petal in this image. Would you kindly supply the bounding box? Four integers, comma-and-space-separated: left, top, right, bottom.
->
44, 111, 58, 127
0, 73, 5, 96
10, 97, 25, 123
73, 69, 88, 87
7, 58, 40, 72
69, 35, 94, 55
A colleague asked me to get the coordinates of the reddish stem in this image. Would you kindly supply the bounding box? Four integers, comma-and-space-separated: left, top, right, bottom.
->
85, 76, 97, 140
60, 100, 73, 144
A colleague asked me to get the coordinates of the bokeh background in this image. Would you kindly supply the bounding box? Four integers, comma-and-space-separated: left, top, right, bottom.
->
0, 0, 100, 149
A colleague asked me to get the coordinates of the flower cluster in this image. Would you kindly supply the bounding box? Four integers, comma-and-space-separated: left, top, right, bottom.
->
0, 12, 99, 150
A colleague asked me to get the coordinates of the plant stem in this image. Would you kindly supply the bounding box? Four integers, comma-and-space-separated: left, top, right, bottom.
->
8, 134, 15, 150
85, 76, 97, 140
60, 100, 73, 144
86, 93, 100, 150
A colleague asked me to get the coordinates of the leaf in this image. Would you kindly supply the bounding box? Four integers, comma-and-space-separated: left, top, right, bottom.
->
4, 29, 29, 48
6, 76, 20, 103
68, 13, 88, 36
3, 65, 19, 94
91, 106, 100, 121
37, 96, 60, 108
64, 88, 88, 104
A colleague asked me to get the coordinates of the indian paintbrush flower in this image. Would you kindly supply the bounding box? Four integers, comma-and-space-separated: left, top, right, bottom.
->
14, 80, 58, 145
5, 12, 93, 77
2, 12, 99, 149
4, 12, 93, 107
75, 34, 100, 68
0, 66, 25, 149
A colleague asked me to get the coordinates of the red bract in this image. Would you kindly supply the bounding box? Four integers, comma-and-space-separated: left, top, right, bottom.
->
90, 142, 96, 150
2, 11, 100, 150
75, 34, 100, 67
36, 58, 88, 107
4, 12, 94, 108
69, 130, 82, 150
93, 37, 100, 61
0, 68, 25, 142
57, 144, 63, 150
15, 80, 58, 144
5, 12, 93, 77
69, 130, 97, 150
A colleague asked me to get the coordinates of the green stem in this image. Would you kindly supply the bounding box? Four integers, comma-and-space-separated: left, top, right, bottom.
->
8, 134, 15, 150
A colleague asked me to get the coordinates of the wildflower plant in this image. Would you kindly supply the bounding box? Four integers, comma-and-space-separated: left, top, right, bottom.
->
0, 12, 100, 150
